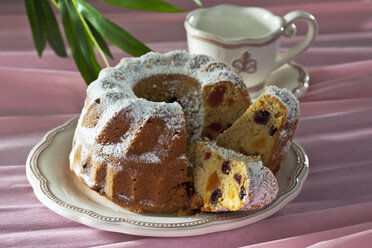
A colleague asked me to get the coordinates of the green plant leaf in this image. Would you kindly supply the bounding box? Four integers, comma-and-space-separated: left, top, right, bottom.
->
24, 0, 47, 57
193, 0, 203, 8
99, 0, 184, 13
77, 0, 151, 57
60, 0, 101, 84
40, 0, 67, 57
86, 20, 113, 59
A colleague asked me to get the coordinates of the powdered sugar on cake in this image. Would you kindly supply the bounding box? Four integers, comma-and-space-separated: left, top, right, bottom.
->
263, 86, 299, 152
241, 165, 278, 210
203, 141, 259, 164
77, 50, 246, 156
204, 142, 279, 211
264, 86, 300, 125
69, 50, 258, 213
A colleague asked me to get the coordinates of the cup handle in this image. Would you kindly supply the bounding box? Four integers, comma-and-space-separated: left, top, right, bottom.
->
273, 11, 318, 70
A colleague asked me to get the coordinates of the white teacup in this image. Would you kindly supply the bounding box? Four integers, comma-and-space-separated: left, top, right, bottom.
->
185, 5, 318, 98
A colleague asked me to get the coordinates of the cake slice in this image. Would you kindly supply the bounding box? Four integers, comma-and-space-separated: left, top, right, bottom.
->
189, 141, 278, 212
217, 86, 300, 175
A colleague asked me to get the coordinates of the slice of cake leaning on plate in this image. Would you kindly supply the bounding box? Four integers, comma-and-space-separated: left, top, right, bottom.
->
189, 141, 279, 212
217, 85, 300, 175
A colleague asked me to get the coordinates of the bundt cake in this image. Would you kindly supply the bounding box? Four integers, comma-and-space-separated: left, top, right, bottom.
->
69, 50, 251, 213
189, 141, 278, 212
217, 86, 300, 175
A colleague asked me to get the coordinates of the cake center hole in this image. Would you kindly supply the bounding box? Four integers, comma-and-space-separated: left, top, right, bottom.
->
133, 74, 203, 143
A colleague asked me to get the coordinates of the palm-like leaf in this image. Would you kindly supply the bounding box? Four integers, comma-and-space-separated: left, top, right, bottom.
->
60, 0, 100, 83
99, 0, 184, 12
40, 0, 67, 57
24, 0, 46, 57
86, 20, 113, 59
24, 0, 202, 84
77, 0, 151, 57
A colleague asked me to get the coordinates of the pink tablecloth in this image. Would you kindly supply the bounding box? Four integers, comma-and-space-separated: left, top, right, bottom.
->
1, 0, 372, 247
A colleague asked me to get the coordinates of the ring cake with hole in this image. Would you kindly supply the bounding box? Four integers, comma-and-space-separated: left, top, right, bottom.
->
69, 50, 252, 213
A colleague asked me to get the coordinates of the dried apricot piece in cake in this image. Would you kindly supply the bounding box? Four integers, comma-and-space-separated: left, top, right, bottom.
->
217, 86, 300, 175
200, 62, 251, 140
189, 141, 278, 212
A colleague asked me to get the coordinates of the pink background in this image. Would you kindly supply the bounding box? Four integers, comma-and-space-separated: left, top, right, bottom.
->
1, 0, 372, 247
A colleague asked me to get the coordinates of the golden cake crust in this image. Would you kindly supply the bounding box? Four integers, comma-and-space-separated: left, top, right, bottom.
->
69, 50, 251, 212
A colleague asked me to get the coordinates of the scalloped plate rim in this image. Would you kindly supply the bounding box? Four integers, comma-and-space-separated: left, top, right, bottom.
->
26, 116, 309, 237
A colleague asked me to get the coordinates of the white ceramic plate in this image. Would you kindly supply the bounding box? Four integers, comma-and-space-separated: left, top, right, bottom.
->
266, 61, 309, 98
26, 117, 309, 237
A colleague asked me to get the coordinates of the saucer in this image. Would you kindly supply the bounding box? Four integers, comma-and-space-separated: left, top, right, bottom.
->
265, 61, 309, 98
